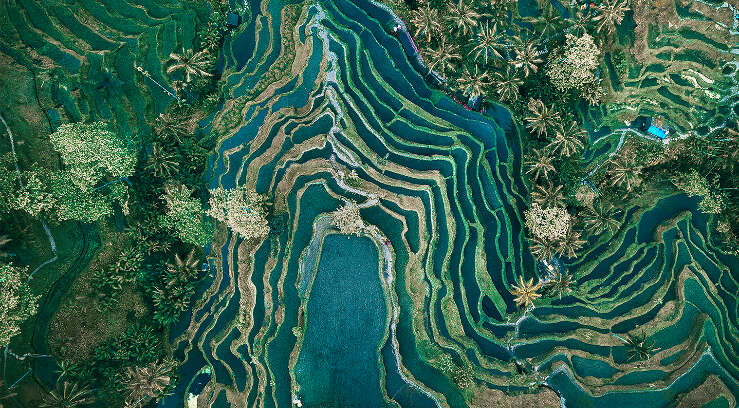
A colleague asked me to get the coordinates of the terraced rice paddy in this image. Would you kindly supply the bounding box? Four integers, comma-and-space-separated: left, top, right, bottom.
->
161, 1, 737, 407
2, 0, 737, 407
597, 0, 738, 135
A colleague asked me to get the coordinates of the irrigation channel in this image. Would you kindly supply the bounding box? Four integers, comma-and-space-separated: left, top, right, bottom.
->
162, 1, 739, 407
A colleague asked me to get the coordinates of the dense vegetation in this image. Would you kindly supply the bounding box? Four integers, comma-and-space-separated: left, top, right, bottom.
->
0, 0, 266, 406
389, 0, 738, 266
0, 0, 735, 406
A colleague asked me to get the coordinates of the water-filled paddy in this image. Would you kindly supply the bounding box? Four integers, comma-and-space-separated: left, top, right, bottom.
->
294, 234, 388, 407
164, 0, 739, 406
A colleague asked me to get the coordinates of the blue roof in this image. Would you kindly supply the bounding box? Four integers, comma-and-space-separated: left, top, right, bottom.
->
647, 125, 667, 139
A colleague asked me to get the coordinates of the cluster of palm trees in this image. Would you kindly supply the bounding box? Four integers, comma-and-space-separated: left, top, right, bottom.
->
165, 48, 214, 100
510, 268, 574, 309
403, 0, 630, 104
38, 359, 173, 408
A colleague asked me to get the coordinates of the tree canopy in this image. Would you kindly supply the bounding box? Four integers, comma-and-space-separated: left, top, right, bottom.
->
0, 122, 137, 222
0, 263, 39, 346
159, 183, 214, 246
546, 33, 601, 98
207, 185, 269, 240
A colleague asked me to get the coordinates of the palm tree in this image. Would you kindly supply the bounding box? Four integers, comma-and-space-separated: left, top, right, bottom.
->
548, 121, 586, 157
532, 182, 564, 208
525, 99, 560, 138
456, 66, 488, 98
445, 0, 480, 37
147, 144, 177, 177
167, 250, 200, 284
524, 148, 555, 181
166, 49, 213, 83
491, 67, 522, 102
545, 270, 572, 299
425, 38, 461, 77
569, 6, 594, 36
532, 1, 562, 40
529, 236, 556, 260
410, 2, 442, 43
594, 0, 630, 35
40, 382, 94, 408
606, 156, 642, 192
144, 239, 172, 255
121, 361, 173, 407
512, 43, 542, 77
0, 380, 16, 402
486, 1, 513, 26
152, 113, 191, 143
510, 276, 542, 309
583, 201, 619, 235
556, 227, 584, 258
622, 330, 656, 362
470, 22, 503, 64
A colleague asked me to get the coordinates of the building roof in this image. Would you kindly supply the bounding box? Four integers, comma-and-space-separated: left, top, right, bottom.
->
647, 124, 667, 139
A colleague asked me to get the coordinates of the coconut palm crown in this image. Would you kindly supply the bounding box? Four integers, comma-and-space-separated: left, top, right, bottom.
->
510, 276, 542, 309
623, 330, 657, 362
166, 49, 213, 83
410, 2, 442, 44
445, 0, 480, 37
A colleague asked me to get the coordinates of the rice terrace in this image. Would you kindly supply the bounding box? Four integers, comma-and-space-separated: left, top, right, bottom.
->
0, 0, 737, 407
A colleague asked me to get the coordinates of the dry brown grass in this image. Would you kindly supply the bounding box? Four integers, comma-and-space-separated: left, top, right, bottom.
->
466, 385, 560, 408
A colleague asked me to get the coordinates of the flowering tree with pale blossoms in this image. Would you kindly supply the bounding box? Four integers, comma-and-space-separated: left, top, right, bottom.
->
207, 185, 269, 240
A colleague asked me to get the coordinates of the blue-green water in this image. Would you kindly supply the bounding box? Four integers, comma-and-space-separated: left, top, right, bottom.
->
163, 0, 739, 406
294, 234, 389, 408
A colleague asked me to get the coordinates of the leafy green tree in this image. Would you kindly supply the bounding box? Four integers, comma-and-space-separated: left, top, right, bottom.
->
546, 33, 601, 97
331, 200, 365, 236
37, 122, 138, 222
207, 185, 269, 240
671, 169, 727, 214
0, 263, 39, 346
49, 122, 136, 190
159, 183, 213, 246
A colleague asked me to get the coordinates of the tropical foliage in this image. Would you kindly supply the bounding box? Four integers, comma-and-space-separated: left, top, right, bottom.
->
159, 183, 214, 246
510, 276, 542, 309
166, 49, 213, 83
331, 200, 365, 236
40, 382, 94, 408
120, 361, 174, 407
0, 263, 38, 346
207, 185, 270, 240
